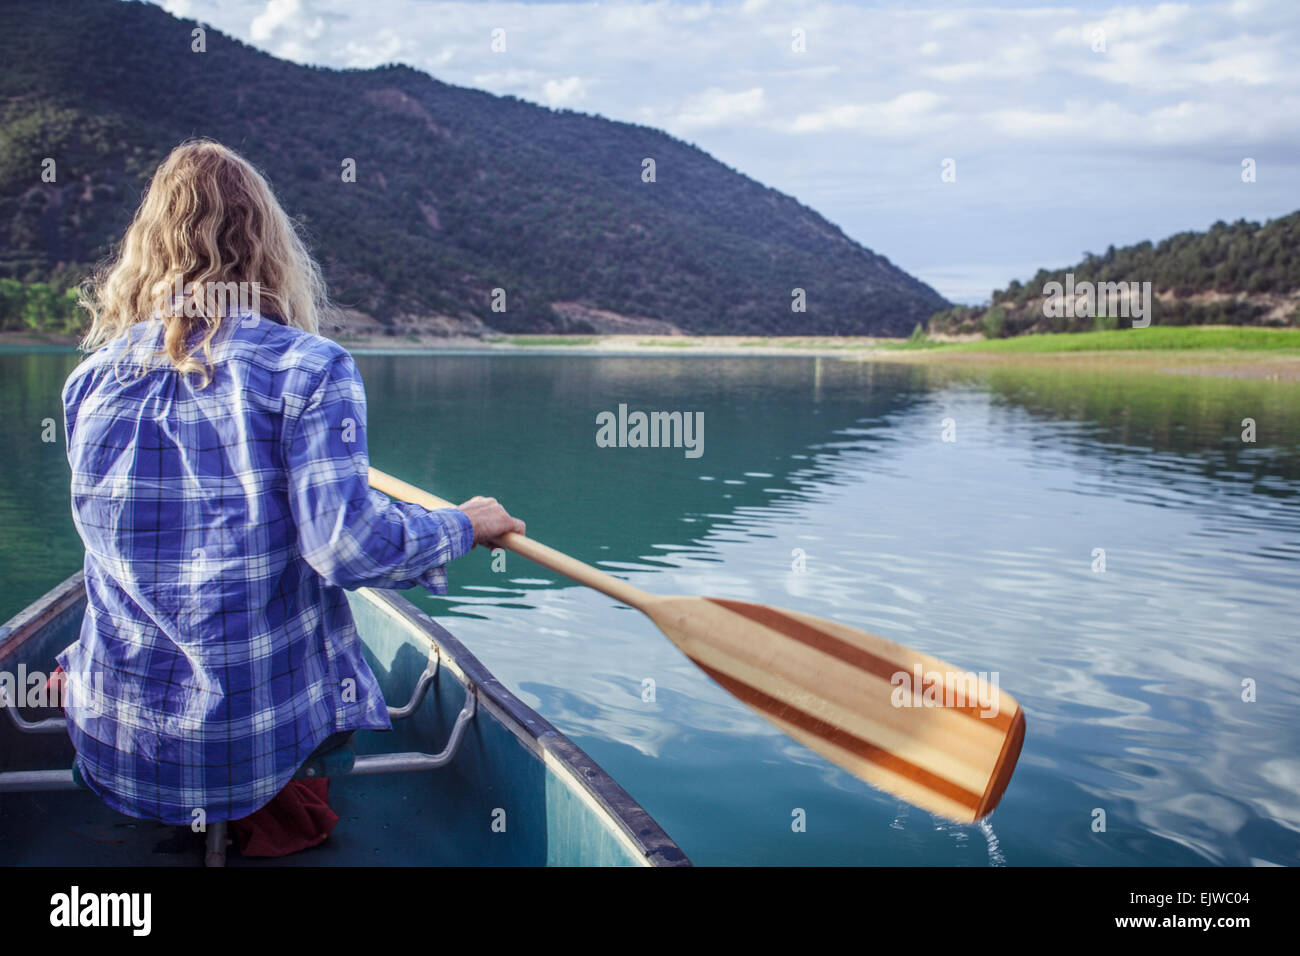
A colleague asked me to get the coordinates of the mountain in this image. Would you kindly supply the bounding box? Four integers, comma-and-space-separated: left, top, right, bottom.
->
0, 0, 948, 338
929, 212, 1300, 338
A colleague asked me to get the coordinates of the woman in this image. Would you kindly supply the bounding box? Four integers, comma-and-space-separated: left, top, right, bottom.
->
58, 139, 524, 829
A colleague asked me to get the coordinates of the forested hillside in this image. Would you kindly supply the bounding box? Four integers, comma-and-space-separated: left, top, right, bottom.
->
931, 213, 1300, 338
0, 0, 947, 337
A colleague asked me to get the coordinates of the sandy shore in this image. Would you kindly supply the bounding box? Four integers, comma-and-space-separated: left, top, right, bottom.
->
6, 331, 1297, 381
0, 332, 81, 347
336, 332, 909, 356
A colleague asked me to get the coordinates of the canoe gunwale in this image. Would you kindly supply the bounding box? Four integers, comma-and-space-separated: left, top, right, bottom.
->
0, 570, 85, 659
356, 586, 690, 867
0, 573, 690, 867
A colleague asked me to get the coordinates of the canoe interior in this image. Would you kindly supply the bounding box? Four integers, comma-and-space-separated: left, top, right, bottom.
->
0, 574, 687, 866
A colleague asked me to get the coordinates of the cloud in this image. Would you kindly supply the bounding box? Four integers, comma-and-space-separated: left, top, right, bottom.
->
250, 0, 314, 42
169, 0, 1300, 151
247, 0, 326, 62
543, 76, 588, 107
791, 90, 946, 135
673, 87, 766, 130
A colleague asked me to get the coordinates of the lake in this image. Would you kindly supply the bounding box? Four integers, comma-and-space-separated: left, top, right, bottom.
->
2, 347, 1298, 866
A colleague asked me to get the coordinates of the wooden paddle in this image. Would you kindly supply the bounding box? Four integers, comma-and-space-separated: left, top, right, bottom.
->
370, 467, 1025, 823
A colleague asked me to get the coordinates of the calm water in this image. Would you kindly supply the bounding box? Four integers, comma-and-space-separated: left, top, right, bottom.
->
2, 348, 1298, 866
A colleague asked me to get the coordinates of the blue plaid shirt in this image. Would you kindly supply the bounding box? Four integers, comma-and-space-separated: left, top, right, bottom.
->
57, 314, 474, 824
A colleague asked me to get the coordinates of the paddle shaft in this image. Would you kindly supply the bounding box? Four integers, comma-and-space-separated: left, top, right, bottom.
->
369, 468, 652, 609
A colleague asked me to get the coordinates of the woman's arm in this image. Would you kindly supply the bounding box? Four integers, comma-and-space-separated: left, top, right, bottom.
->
282, 349, 508, 592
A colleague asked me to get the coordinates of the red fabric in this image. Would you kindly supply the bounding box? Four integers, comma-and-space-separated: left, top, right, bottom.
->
47, 665, 66, 709
231, 778, 339, 857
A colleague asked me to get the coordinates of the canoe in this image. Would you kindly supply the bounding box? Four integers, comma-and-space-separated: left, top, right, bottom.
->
0, 572, 689, 867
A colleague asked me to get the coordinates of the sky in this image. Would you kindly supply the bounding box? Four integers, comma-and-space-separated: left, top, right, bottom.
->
153, 0, 1300, 303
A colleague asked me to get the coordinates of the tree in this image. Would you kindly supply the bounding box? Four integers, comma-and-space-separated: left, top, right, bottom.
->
20, 283, 57, 331
0, 279, 24, 331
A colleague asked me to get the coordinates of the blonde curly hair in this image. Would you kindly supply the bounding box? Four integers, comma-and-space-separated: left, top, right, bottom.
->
79, 139, 329, 382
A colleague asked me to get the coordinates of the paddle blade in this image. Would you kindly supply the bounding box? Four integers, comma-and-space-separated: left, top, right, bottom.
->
646, 596, 1025, 823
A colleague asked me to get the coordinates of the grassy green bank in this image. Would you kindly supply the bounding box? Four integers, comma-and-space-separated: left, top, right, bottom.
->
874, 326, 1300, 382
935, 326, 1300, 353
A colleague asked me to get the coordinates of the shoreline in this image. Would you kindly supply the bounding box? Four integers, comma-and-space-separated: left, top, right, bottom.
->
871, 344, 1300, 382
5, 331, 1298, 381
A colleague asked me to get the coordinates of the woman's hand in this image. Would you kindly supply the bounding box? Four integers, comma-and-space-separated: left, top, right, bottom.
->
456, 496, 526, 546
